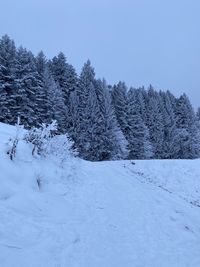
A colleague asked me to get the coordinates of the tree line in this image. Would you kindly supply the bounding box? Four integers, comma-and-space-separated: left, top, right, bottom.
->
0, 35, 200, 161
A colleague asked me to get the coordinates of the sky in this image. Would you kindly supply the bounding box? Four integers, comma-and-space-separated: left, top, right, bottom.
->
0, 0, 199, 109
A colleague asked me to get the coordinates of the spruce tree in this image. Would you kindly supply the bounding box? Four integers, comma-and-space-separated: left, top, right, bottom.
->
49, 52, 77, 106
95, 79, 128, 160
146, 86, 164, 158
175, 94, 200, 158
159, 91, 178, 158
72, 60, 98, 159
196, 107, 200, 122
44, 67, 67, 132
35, 51, 47, 77
0, 35, 17, 124
34, 51, 50, 124
111, 81, 129, 137
134, 87, 148, 124
15, 47, 42, 127
127, 88, 153, 159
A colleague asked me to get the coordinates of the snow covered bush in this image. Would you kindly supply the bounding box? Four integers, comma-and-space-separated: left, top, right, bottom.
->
44, 134, 76, 161
24, 120, 76, 163
24, 120, 58, 156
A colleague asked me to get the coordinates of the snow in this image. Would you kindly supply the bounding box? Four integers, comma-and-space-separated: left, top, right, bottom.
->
0, 122, 200, 267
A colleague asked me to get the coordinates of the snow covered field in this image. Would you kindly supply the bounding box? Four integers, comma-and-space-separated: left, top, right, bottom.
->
0, 122, 200, 267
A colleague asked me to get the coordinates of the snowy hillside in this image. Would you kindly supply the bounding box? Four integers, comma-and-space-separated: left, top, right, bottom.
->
0, 122, 200, 267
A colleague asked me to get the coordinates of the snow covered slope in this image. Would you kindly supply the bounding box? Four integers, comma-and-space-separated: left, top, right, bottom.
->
0, 122, 200, 267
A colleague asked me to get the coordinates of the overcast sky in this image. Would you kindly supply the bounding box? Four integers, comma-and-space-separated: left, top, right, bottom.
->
0, 0, 199, 108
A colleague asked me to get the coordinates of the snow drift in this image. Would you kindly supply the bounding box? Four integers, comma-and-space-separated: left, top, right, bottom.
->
0, 122, 200, 267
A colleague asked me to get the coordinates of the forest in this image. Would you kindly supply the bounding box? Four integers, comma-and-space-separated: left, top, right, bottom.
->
0, 34, 200, 161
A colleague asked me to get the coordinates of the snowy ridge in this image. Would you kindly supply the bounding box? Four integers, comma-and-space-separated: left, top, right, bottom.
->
0, 122, 200, 267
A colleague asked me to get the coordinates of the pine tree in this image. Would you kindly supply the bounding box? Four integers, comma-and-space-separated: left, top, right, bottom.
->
127, 88, 153, 159
175, 94, 200, 158
35, 51, 47, 77
111, 82, 129, 137
0, 35, 17, 124
146, 86, 164, 158
196, 107, 200, 152
71, 60, 98, 159
95, 79, 128, 160
196, 107, 200, 122
68, 90, 81, 150
159, 91, 178, 158
82, 82, 104, 160
134, 87, 148, 124
69, 62, 127, 160
49, 52, 77, 106
15, 47, 42, 127
35, 52, 55, 125
44, 67, 67, 132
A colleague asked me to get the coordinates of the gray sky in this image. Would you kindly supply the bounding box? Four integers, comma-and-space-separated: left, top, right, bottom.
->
0, 0, 199, 109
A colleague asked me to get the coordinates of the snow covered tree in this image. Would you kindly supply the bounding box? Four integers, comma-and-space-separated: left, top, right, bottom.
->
174, 94, 200, 158
111, 82, 129, 138
95, 79, 128, 160
35, 51, 47, 76
127, 88, 153, 159
49, 52, 77, 106
44, 67, 68, 132
81, 82, 104, 160
146, 86, 164, 158
196, 107, 200, 133
49, 52, 78, 132
159, 91, 178, 158
69, 62, 127, 160
0, 35, 17, 124
15, 47, 44, 127
67, 60, 91, 158
166, 90, 177, 112
133, 87, 148, 124
71, 60, 101, 159
77, 59, 95, 109
112, 83, 152, 159
196, 107, 200, 122
67, 90, 81, 150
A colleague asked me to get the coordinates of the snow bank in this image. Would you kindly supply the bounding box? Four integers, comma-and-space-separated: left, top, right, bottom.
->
0, 122, 200, 267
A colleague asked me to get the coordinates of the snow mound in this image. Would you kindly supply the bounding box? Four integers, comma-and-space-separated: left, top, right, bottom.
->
0, 122, 200, 267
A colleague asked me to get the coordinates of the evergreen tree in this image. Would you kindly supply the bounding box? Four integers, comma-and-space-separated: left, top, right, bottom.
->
34, 51, 50, 125
68, 90, 81, 150
81, 82, 104, 160
71, 60, 99, 159
196, 107, 200, 149
146, 86, 164, 158
127, 88, 153, 159
196, 107, 200, 122
159, 91, 178, 158
0, 35, 17, 123
134, 87, 148, 124
95, 79, 128, 160
35, 51, 47, 77
15, 47, 43, 127
111, 82, 129, 138
44, 67, 67, 132
175, 94, 200, 158
49, 52, 77, 106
